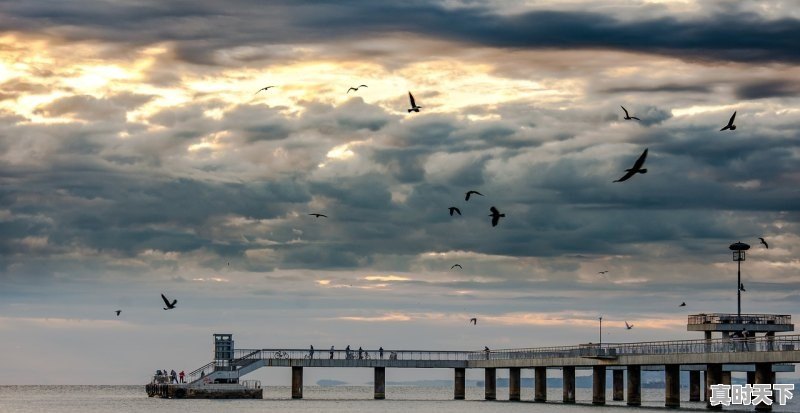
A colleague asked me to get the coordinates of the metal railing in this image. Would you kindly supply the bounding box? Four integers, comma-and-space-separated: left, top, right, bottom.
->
231, 348, 473, 362
187, 362, 216, 384
688, 313, 792, 326
481, 334, 800, 361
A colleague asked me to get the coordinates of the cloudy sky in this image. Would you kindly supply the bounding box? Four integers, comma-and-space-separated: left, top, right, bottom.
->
1, 0, 799, 385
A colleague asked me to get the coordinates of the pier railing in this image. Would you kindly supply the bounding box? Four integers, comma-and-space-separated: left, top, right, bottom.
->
480, 334, 800, 361
232, 348, 474, 362
688, 313, 792, 326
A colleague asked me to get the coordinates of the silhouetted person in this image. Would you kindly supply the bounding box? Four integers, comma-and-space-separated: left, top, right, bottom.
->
330, 346, 334, 359
484, 346, 490, 360
346, 345, 351, 359
179, 370, 185, 383
358, 347, 363, 359
309, 345, 314, 359
379, 347, 384, 359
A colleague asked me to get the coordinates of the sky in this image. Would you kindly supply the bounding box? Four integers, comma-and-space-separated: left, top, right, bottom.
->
0, 0, 799, 385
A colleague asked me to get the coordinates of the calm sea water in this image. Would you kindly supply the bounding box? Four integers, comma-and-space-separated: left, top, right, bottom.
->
0, 385, 796, 412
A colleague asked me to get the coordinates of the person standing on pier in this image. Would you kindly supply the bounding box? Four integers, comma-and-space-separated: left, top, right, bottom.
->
379, 347, 384, 359
170, 370, 177, 384
309, 345, 314, 359
179, 370, 185, 383
346, 345, 351, 359
329, 346, 334, 359
358, 347, 363, 359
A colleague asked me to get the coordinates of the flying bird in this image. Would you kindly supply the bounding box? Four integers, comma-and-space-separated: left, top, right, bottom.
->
598, 270, 609, 275
758, 237, 769, 249
620, 106, 640, 121
613, 148, 649, 183
161, 294, 177, 310
448, 207, 461, 216
679, 302, 686, 307
309, 213, 328, 218
407, 92, 421, 113
465, 190, 483, 201
489, 206, 505, 227
115, 310, 121, 316
347, 85, 368, 93
625, 321, 633, 330
469, 318, 477, 325
720, 111, 737, 131
255, 86, 275, 94
739, 283, 746, 292
451, 264, 463, 270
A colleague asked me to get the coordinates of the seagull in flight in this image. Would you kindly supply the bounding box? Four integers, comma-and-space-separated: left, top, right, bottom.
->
451, 264, 462, 270
739, 283, 746, 292
613, 148, 649, 183
758, 237, 769, 249
598, 270, 609, 275
347, 85, 368, 93
255, 86, 276, 94
309, 213, 328, 218
679, 302, 686, 307
448, 207, 461, 216
489, 206, 505, 227
407, 92, 421, 113
720, 111, 737, 131
465, 190, 483, 201
161, 294, 177, 310
115, 310, 122, 317
620, 106, 640, 121
625, 321, 633, 330
469, 318, 477, 325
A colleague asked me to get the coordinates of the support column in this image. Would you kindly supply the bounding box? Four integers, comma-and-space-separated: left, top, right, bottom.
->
592, 365, 606, 405
562, 366, 576, 404
747, 371, 756, 385
374, 367, 385, 400
509, 367, 521, 401
484, 368, 496, 400
454, 368, 465, 400
690, 370, 701, 402
721, 371, 731, 386
613, 369, 624, 401
627, 365, 641, 406
755, 363, 773, 412
665, 364, 680, 408
291, 366, 303, 399
706, 363, 722, 410
535, 366, 547, 402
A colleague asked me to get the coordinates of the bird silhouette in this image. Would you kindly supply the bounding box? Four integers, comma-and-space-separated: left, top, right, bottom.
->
720, 111, 737, 131
758, 237, 769, 249
739, 283, 746, 292
625, 321, 633, 330
465, 190, 483, 201
347, 85, 368, 93
407, 92, 421, 113
621, 106, 640, 121
115, 310, 121, 316
448, 207, 461, 216
451, 264, 463, 270
161, 294, 177, 310
489, 206, 505, 227
309, 213, 328, 218
598, 270, 609, 275
255, 86, 275, 94
613, 148, 649, 182
469, 318, 477, 325
679, 302, 686, 307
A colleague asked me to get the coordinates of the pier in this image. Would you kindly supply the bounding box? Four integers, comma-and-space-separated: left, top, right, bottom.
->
149, 314, 798, 410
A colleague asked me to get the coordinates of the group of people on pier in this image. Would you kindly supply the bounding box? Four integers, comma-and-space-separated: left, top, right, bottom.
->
306, 345, 396, 360
154, 368, 185, 384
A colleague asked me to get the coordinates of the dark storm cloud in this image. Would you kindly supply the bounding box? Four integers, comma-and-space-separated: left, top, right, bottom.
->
3, 1, 800, 65
734, 79, 800, 100
602, 84, 713, 94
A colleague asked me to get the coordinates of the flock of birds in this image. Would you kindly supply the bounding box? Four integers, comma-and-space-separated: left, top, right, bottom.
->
113, 85, 769, 336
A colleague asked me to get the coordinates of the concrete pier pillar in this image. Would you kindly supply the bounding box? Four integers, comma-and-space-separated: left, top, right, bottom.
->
484, 368, 496, 400
613, 369, 624, 401
535, 366, 547, 402
665, 364, 680, 408
509, 367, 521, 401
690, 370, 701, 402
291, 366, 303, 399
592, 365, 606, 405
755, 363, 773, 412
747, 371, 756, 385
374, 367, 385, 400
721, 371, 731, 386
627, 365, 641, 406
562, 366, 576, 404
454, 368, 466, 400
706, 363, 722, 410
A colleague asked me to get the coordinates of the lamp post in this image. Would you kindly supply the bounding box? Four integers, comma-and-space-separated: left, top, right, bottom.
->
729, 242, 750, 318
599, 316, 603, 347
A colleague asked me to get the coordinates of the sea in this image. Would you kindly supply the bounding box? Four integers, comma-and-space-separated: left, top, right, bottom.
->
0, 385, 797, 412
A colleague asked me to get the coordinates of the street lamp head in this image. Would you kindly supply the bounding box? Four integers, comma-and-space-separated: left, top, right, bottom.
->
730, 242, 750, 262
